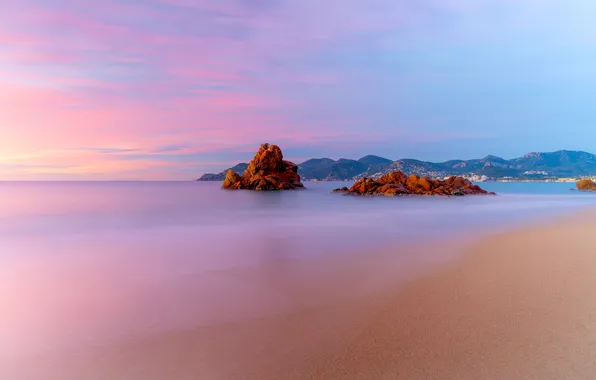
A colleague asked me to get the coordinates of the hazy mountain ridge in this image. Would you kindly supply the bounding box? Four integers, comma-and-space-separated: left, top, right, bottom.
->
198, 150, 596, 181
197, 163, 248, 181
301, 150, 596, 180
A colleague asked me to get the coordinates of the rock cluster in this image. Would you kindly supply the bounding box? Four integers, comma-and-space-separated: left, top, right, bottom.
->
334, 171, 495, 196
222, 144, 305, 191
576, 179, 596, 192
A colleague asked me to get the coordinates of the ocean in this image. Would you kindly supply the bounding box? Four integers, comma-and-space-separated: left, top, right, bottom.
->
0, 181, 591, 255
1, 181, 595, 359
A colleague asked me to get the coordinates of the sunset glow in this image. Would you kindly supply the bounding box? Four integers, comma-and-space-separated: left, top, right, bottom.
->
2, 0, 596, 179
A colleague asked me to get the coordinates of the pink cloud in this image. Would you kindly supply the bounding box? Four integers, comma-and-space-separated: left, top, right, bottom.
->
1, 0, 520, 179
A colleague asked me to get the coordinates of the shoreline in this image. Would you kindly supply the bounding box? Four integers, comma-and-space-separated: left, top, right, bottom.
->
4, 208, 596, 379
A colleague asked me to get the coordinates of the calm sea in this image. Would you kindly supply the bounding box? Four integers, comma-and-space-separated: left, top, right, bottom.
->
0, 181, 591, 254
1, 181, 595, 358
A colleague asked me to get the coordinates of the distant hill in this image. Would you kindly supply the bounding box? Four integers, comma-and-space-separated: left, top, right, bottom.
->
508, 150, 596, 176
197, 163, 248, 181
296, 158, 369, 180
328, 159, 369, 180
357, 155, 393, 167
354, 155, 394, 179
357, 150, 596, 180
354, 151, 596, 180
198, 150, 596, 181
297, 158, 338, 180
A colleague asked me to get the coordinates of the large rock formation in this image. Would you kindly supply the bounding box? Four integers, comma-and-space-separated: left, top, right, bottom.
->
334, 170, 495, 196
576, 179, 596, 192
222, 144, 305, 191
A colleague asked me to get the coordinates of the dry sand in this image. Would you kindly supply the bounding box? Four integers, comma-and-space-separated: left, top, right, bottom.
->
4, 210, 596, 380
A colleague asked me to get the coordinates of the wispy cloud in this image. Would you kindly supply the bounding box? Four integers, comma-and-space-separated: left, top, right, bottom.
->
1, 0, 595, 179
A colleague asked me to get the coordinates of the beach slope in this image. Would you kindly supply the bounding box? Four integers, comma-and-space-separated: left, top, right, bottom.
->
4, 210, 596, 380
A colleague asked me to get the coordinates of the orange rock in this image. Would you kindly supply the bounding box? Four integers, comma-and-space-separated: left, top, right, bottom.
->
576, 179, 596, 192
379, 183, 409, 196
222, 144, 305, 190
418, 177, 433, 191
335, 170, 493, 197
378, 171, 408, 185
222, 170, 241, 189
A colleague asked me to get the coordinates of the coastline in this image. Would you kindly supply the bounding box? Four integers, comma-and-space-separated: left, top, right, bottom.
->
4, 207, 596, 379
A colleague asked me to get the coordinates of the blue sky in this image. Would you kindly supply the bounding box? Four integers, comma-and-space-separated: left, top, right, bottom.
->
1, 0, 596, 178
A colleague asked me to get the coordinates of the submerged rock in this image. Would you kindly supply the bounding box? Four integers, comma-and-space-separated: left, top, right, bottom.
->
576, 179, 596, 192
222, 143, 305, 191
333, 186, 350, 193
334, 170, 495, 197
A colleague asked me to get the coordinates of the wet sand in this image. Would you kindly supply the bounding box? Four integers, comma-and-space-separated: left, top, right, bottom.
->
4, 210, 596, 379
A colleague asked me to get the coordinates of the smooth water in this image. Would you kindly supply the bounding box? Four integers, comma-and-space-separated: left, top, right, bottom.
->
0, 181, 590, 252
1, 181, 595, 358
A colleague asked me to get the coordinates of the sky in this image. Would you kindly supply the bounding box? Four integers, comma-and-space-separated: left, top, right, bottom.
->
2, 0, 596, 180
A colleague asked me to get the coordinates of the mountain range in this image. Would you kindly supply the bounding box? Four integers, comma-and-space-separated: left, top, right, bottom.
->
198, 150, 596, 181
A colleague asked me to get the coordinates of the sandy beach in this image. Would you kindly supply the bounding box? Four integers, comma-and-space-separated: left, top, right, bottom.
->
4, 209, 596, 380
